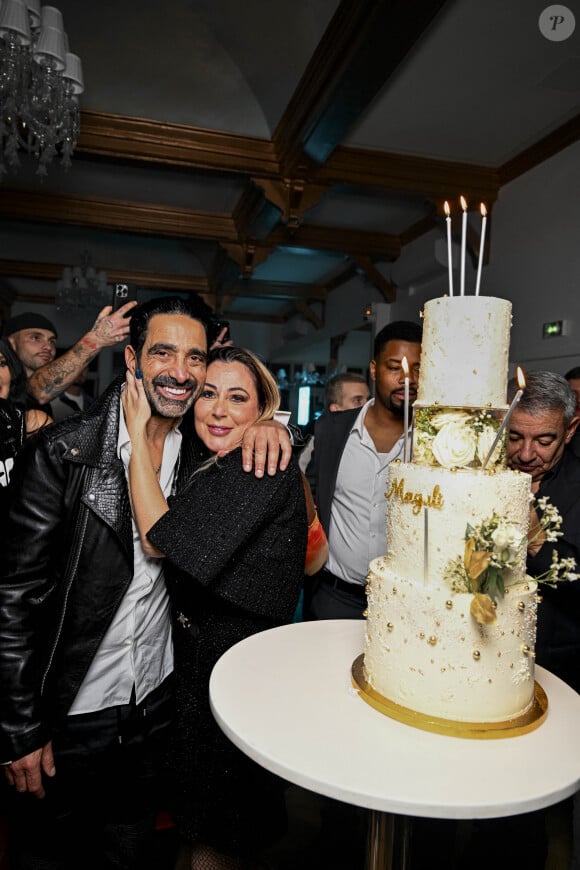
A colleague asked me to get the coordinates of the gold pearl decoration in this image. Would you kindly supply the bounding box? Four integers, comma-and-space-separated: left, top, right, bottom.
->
517, 601, 526, 612
521, 644, 531, 656
428, 636, 437, 645
362, 609, 368, 618
419, 632, 425, 639
472, 650, 481, 660
445, 600, 453, 609
392, 587, 398, 595
535, 594, 543, 604
387, 622, 394, 631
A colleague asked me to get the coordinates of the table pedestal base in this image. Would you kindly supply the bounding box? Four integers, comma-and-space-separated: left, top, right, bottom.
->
367, 811, 411, 870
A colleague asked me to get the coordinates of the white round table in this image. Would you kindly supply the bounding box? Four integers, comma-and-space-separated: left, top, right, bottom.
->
210, 619, 580, 868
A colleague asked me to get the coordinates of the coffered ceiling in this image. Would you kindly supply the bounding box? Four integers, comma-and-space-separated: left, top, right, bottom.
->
2, 0, 579, 329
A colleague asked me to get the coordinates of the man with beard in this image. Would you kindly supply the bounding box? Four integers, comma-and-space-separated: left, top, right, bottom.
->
0, 296, 292, 870
304, 320, 422, 620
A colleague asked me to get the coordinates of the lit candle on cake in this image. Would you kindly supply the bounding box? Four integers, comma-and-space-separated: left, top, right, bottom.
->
482, 366, 526, 469
444, 201, 453, 297
402, 356, 410, 462
460, 195, 468, 296
474, 203, 487, 297
423, 507, 429, 585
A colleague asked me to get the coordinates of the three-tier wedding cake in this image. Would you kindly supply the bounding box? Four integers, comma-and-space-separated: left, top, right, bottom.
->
361, 295, 541, 732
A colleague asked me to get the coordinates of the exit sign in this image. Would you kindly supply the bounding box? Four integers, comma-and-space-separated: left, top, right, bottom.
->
542, 320, 564, 338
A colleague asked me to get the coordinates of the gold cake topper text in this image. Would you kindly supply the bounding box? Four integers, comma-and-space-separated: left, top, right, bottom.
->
386, 478, 444, 515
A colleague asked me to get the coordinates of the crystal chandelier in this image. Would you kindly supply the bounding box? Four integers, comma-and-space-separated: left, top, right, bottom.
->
55, 251, 110, 313
0, 0, 84, 179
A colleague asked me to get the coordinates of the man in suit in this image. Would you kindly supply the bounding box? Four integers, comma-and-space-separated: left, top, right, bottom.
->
298, 372, 371, 472
305, 320, 422, 620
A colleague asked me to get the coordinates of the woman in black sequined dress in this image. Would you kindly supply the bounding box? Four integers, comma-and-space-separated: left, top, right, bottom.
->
122, 346, 308, 870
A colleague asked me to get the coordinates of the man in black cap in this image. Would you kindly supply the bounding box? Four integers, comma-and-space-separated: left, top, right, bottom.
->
4, 302, 135, 409
4, 312, 58, 377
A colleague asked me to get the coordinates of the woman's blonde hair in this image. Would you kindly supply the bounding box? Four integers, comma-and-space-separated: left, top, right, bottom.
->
208, 346, 280, 422
189, 347, 281, 478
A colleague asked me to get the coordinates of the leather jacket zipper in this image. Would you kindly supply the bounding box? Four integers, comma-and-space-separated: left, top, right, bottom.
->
40, 475, 93, 697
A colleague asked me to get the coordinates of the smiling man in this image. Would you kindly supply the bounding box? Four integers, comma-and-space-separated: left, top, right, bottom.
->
0, 296, 292, 870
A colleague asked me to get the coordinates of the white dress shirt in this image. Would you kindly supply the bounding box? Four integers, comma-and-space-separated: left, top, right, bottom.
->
69, 402, 181, 714
326, 400, 404, 585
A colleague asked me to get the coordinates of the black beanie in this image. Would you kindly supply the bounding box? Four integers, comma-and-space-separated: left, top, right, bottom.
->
3, 312, 57, 339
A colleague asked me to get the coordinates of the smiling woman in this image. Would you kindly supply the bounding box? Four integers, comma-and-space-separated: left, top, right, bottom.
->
123, 345, 308, 868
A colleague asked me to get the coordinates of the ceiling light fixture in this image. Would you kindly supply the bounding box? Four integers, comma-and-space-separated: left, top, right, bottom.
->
0, 0, 84, 179
55, 251, 110, 313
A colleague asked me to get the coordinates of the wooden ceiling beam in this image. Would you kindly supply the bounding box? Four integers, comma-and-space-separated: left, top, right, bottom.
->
253, 177, 327, 229
400, 211, 438, 247
499, 112, 580, 185
75, 111, 500, 207
351, 254, 397, 303
0, 260, 210, 292
274, 0, 450, 173
3, 190, 401, 261
233, 183, 282, 240
316, 148, 500, 202
294, 299, 324, 329
73, 109, 578, 203
2, 260, 322, 308
77, 110, 280, 176
0, 190, 237, 242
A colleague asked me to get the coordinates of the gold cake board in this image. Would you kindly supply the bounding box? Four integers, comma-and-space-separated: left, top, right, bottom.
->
351, 654, 548, 740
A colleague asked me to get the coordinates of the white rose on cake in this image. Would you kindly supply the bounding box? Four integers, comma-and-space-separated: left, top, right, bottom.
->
432, 421, 476, 468
430, 410, 471, 430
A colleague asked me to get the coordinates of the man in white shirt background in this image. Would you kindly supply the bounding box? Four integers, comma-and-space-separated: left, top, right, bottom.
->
305, 320, 422, 620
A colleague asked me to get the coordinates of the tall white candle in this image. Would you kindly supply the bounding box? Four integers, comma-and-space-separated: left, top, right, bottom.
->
423, 507, 429, 586
482, 367, 526, 469
460, 195, 468, 296
474, 203, 487, 296
444, 201, 453, 297
402, 356, 410, 462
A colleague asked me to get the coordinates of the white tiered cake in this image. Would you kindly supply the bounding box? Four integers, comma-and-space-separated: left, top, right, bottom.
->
362, 296, 540, 731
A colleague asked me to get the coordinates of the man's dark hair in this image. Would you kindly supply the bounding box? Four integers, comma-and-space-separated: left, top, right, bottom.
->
565, 367, 580, 381
0, 338, 27, 407
373, 321, 422, 360
129, 295, 211, 356
325, 372, 368, 408
508, 370, 576, 426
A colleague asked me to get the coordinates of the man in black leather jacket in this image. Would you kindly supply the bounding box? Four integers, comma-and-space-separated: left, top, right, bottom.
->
0, 296, 292, 870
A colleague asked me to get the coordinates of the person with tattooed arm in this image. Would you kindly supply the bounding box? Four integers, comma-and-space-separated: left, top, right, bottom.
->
3, 301, 136, 410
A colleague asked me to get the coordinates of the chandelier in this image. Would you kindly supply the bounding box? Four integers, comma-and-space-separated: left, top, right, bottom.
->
0, 0, 84, 179
55, 251, 110, 313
